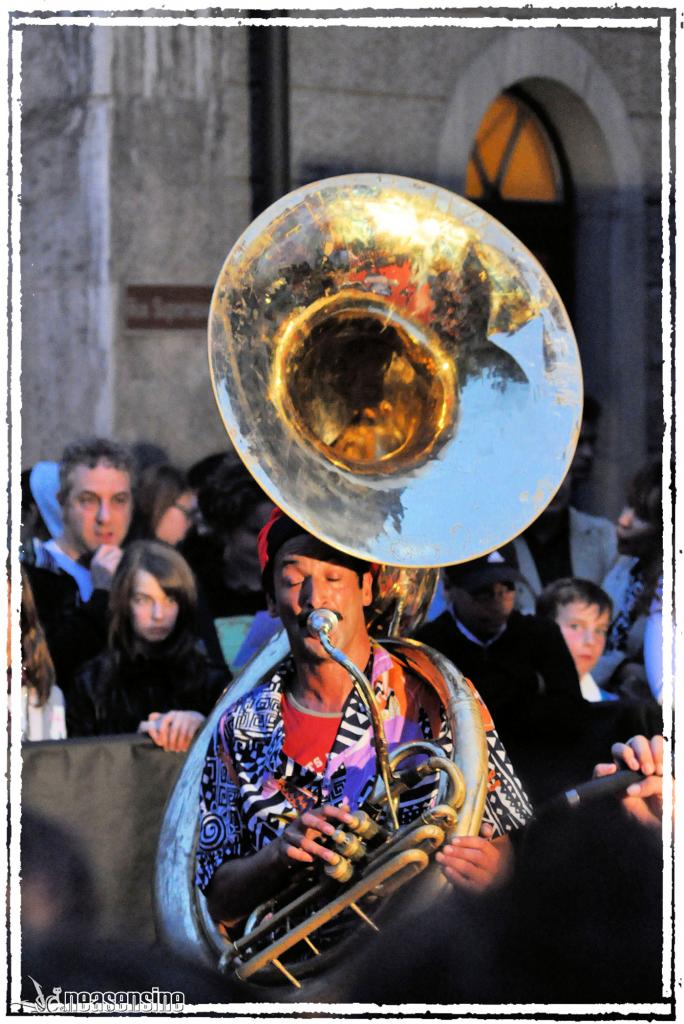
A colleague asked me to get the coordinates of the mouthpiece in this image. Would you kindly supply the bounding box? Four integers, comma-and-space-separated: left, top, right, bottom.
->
307, 609, 339, 638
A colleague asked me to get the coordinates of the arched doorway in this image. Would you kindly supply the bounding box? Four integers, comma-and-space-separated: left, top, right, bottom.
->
464, 88, 574, 314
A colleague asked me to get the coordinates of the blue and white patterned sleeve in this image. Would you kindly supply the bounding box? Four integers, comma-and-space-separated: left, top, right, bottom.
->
195, 709, 246, 893
480, 727, 534, 837
439, 677, 533, 837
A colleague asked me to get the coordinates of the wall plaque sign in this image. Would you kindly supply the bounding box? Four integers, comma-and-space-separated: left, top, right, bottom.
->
125, 285, 213, 330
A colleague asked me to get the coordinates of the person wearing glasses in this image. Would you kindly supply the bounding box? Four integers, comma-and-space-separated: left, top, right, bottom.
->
131, 463, 199, 547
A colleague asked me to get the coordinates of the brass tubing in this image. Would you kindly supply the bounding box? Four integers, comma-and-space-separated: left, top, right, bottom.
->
418, 756, 466, 810
235, 847, 429, 982
364, 823, 445, 875
233, 878, 329, 954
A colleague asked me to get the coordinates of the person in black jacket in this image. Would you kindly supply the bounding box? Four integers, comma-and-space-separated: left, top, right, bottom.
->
22, 438, 135, 700
414, 550, 587, 804
68, 541, 230, 751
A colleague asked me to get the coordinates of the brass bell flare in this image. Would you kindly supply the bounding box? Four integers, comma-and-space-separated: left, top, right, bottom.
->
209, 173, 582, 568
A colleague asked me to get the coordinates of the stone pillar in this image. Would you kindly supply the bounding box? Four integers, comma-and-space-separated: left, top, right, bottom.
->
20, 26, 115, 465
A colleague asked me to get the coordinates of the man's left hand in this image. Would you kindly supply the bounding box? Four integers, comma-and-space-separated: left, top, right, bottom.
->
436, 822, 513, 894
140, 710, 206, 752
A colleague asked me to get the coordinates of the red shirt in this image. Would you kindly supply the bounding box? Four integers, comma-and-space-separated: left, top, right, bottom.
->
281, 692, 342, 775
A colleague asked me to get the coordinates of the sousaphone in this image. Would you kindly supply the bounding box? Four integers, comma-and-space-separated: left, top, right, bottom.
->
154, 174, 582, 995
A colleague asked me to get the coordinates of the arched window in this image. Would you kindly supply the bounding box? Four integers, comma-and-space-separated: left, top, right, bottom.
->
465, 89, 574, 311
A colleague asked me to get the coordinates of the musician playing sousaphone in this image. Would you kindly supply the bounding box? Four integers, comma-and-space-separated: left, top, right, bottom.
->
195, 509, 533, 929
152, 173, 666, 999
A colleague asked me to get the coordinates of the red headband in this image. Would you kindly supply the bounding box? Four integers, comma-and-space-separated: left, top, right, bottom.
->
257, 507, 379, 581
257, 506, 283, 573
257, 507, 305, 576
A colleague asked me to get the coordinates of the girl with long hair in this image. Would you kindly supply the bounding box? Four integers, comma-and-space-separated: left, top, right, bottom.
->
67, 541, 229, 750
20, 568, 67, 740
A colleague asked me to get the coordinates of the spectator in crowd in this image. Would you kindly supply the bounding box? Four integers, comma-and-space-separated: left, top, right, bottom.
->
128, 440, 170, 476
510, 469, 617, 614
536, 576, 661, 773
180, 457, 275, 671
21, 468, 46, 546
19, 569, 66, 741
21, 809, 98, 945
47, 438, 133, 597
68, 541, 229, 751
23, 438, 134, 699
414, 550, 586, 804
131, 463, 198, 547
536, 577, 617, 703
20, 808, 240, 1006
595, 459, 663, 702
186, 451, 228, 494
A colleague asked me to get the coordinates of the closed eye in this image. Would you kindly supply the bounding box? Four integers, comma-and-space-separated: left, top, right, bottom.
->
282, 575, 303, 588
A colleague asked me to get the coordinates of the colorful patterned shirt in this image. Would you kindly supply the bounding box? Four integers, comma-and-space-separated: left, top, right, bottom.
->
195, 645, 532, 893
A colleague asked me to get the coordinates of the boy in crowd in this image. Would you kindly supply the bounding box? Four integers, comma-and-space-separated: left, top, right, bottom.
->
536, 577, 617, 703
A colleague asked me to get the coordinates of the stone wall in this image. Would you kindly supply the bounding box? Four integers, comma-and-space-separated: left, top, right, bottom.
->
288, 25, 492, 185
109, 25, 252, 467
20, 22, 253, 469
19, 16, 665, 507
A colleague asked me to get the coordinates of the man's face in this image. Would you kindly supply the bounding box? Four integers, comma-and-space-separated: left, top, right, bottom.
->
60, 462, 133, 557
446, 579, 515, 641
268, 535, 373, 662
555, 600, 610, 677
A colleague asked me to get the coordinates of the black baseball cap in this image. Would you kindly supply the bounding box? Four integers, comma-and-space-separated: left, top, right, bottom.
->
443, 550, 528, 593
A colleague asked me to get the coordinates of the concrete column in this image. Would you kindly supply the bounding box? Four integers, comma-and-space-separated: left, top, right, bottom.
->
20, 26, 114, 465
